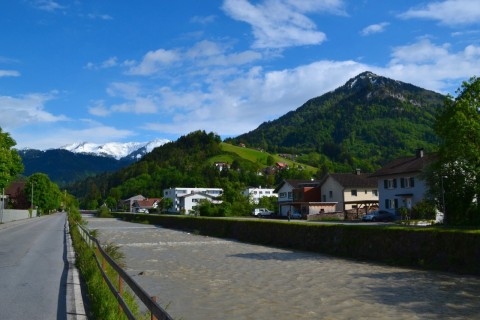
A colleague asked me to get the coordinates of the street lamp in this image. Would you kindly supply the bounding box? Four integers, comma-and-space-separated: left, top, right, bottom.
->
31, 182, 36, 216
441, 175, 447, 219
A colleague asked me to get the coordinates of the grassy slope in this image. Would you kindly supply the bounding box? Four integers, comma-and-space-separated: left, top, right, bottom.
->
216, 142, 318, 174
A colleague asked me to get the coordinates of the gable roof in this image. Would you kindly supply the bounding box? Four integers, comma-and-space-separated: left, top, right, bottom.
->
274, 179, 320, 192
325, 173, 377, 188
134, 198, 162, 207
370, 153, 437, 178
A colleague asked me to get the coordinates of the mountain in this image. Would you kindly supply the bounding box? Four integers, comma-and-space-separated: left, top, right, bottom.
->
19, 138, 170, 185
226, 71, 445, 170
18, 149, 134, 186
60, 139, 170, 160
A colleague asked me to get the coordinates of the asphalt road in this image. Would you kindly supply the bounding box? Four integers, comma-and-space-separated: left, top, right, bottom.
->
0, 212, 75, 319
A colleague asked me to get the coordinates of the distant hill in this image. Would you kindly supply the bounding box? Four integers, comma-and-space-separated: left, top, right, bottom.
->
18, 149, 134, 186
226, 71, 445, 170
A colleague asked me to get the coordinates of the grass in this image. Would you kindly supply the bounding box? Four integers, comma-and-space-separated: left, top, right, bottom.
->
68, 210, 145, 320
219, 142, 318, 174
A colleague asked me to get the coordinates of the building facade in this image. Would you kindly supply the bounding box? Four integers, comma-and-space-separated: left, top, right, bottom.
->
163, 187, 223, 214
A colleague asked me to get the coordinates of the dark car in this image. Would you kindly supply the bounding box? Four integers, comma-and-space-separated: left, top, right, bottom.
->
362, 210, 396, 222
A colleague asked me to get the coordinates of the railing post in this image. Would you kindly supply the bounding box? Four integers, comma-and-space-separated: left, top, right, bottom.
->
151, 296, 157, 320
119, 275, 124, 314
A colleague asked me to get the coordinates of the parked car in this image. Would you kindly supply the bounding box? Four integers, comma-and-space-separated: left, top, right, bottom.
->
252, 208, 273, 217
362, 210, 395, 222
290, 212, 302, 219
135, 208, 149, 213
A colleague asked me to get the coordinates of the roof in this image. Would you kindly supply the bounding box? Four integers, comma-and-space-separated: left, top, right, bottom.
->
135, 198, 162, 207
370, 153, 437, 178
325, 173, 378, 188
274, 179, 320, 192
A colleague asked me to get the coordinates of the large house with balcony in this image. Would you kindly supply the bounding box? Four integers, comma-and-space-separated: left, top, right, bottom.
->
370, 149, 436, 214
163, 187, 223, 214
274, 179, 333, 217
319, 170, 379, 215
241, 186, 277, 204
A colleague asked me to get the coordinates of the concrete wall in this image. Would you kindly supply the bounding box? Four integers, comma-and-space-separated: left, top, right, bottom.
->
0, 209, 38, 223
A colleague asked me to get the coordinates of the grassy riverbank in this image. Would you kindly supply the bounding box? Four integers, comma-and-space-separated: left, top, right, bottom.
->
114, 213, 480, 275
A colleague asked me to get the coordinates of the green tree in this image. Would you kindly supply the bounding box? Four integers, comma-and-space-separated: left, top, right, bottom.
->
26, 173, 62, 215
433, 76, 480, 225
0, 128, 24, 190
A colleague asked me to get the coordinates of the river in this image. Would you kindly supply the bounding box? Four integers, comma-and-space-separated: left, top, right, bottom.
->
85, 217, 480, 320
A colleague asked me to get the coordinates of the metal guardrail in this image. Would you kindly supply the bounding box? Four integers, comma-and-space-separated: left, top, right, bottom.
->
76, 223, 173, 320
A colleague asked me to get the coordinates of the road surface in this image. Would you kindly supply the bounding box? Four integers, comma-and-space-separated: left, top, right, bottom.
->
0, 212, 85, 319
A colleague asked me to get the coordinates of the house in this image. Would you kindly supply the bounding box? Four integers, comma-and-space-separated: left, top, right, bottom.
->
4, 181, 30, 209
319, 170, 379, 216
241, 186, 277, 204
122, 195, 146, 212
274, 179, 329, 216
132, 198, 162, 213
370, 149, 436, 214
163, 187, 223, 214
214, 162, 230, 172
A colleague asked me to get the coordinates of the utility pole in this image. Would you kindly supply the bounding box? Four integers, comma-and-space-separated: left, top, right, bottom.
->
0, 188, 4, 223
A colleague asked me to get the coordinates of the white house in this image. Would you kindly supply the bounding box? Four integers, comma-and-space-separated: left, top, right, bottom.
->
241, 186, 277, 204
370, 149, 436, 214
163, 187, 223, 214
320, 170, 378, 213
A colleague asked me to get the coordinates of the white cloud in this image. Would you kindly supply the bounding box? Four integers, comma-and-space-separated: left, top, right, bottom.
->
127, 49, 180, 76
14, 123, 135, 150
360, 22, 389, 36
85, 57, 118, 70
31, 0, 65, 12
384, 39, 480, 91
399, 0, 480, 25
191, 15, 216, 24
221, 0, 345, 48
0, 70, 20, 77
0, 92, 68, 131
87, 13, 113, 20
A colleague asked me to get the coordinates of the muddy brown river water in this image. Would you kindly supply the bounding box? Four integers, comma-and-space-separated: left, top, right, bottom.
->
85, 217, 480, 320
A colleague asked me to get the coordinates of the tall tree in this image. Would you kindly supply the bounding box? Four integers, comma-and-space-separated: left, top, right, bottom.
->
0, 128, 24, 189
26, 173, 62, 215
433, 76, 480, 225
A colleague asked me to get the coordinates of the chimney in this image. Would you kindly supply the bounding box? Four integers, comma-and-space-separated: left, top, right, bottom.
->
416, 148, 424, 158
355, 168, 361, 175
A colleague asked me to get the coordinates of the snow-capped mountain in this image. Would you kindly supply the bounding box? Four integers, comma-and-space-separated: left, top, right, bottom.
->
61, 138, 170, 160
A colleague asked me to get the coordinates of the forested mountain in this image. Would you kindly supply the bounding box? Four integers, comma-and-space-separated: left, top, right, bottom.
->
19, 149, 134, 186
67, 131, 311, 209
226, 71, 445, 171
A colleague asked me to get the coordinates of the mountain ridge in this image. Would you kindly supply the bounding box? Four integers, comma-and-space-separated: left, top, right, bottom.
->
227, 71, 445, 170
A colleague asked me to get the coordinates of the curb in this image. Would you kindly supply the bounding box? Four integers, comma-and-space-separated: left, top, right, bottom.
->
65, 220, 88, 319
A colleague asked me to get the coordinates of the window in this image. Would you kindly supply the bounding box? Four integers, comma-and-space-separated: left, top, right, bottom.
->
322, 195, 326, 202
329, 191, 333, 198
365, 190, 368, 194
401, 177, 415, 188
351, 189, 357, 196
288, 192, 293, 199
373, 189, 378, 196
279, 192, 287, 198
385, 199, 399, 209
384, 179, 397, 189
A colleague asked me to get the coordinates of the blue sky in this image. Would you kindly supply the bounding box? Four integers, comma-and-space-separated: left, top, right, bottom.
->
1, 0, 480, 149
